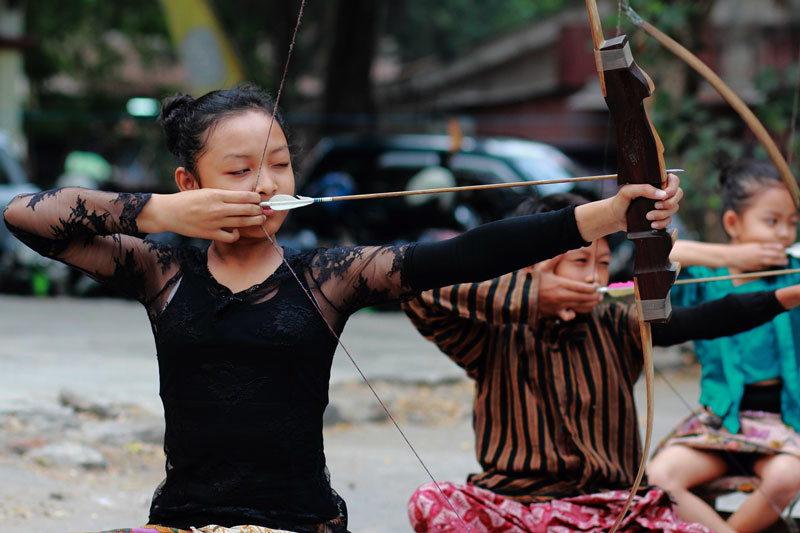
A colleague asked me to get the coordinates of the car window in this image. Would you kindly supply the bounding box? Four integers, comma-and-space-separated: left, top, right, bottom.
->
450, 154, 519, 183
378, 151, 440, 169
509, 157, 574, 195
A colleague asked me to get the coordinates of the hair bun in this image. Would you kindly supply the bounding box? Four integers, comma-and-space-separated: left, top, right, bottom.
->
159, 93, 194, 125
159, 93, 195, 157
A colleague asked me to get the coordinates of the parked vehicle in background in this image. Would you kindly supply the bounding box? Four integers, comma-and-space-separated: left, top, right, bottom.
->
0, 140, 93, 296
0, 131, 58, 295
0, 131, 38, 256
285, 134, 600, 247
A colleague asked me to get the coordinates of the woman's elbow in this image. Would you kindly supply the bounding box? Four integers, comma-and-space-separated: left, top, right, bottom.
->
3, 193, 27, 228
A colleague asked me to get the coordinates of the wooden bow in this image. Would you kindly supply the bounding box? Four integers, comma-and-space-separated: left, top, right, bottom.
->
584, 2, 679, 531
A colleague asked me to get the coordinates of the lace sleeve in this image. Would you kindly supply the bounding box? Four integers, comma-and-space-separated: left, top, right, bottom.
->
305, 206, 588, 318
308, 245, 411, 316
3, 188, 180, 307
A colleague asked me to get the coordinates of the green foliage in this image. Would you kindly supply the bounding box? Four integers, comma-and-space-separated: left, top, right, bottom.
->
619, 0, 798, 237
753, 64, 800, 173
24, 0, 169, 86
22, 1, 171, 186
649, 91, 743, 236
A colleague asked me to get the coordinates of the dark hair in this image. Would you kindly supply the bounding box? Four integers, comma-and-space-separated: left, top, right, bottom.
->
158, 83, 291, 176
719, 159, 783, 219
512, 192, 591, 217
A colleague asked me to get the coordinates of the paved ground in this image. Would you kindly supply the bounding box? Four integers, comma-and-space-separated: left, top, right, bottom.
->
0, 294, 708, 533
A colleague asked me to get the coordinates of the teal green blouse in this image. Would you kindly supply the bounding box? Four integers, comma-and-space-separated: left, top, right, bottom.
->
672, 257, 800, 434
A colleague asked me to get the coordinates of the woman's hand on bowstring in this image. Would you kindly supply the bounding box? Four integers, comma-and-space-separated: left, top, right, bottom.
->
532, 256, 603, 322
575, 173, 683, 242
728, 242, 789, 271
139, 189, 266, 242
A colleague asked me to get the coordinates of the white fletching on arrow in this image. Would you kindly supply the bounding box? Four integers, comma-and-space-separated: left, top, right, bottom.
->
597, 281, 635, 298
260, 194, 316, 211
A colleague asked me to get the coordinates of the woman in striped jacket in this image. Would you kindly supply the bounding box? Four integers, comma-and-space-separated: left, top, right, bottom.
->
403, 193, 800, 533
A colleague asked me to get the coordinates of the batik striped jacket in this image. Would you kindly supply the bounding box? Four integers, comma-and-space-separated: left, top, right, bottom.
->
403, 270, 644, 502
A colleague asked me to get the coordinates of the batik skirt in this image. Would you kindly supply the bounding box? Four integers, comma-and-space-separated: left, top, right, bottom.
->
407, 481, 711, 532
657, 410, 800, 461
78, 525, 295, 533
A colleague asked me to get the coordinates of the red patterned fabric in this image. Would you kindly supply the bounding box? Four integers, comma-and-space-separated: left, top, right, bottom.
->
408, 481, 711, 532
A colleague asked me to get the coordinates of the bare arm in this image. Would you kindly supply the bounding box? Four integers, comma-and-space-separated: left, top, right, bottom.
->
775, 284, 800, 309
671, 240, 787, 270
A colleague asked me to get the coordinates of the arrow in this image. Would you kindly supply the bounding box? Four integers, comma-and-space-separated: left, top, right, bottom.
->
599, 266, 800, 298
261, 169, 685, 211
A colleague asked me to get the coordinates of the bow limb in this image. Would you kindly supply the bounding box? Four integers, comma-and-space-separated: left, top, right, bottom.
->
609, 281, 656, 533
622, 1, 800, 209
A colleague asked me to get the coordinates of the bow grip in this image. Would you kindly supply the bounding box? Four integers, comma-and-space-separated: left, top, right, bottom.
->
598, 35, 678, 322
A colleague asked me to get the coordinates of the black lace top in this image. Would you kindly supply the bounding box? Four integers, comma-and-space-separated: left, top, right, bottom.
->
150, 245, 378, 530
3, 188, 587, 531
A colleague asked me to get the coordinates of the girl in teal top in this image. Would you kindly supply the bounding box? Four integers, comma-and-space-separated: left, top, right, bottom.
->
647, 160, 800, 533
670, 257, 800, 435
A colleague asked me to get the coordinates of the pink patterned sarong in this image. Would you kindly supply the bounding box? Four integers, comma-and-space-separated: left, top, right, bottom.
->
408, 481, 712, 532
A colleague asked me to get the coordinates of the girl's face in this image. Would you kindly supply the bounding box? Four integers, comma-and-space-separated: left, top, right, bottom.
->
554, 238, 611, 287
193, 109, 294, 238
725, 184, 797, 248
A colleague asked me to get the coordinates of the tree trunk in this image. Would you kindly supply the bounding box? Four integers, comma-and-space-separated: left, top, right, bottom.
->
322, 0, 384, 135
269, 0, 305, 90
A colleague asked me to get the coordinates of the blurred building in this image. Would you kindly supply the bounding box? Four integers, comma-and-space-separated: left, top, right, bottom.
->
373, 0, 800, 166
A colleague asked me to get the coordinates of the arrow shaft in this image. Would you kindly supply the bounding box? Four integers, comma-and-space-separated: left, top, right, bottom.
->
264, 170, 683, 209
675, 267, 800, 285
325, 173, 616, 202
599, 267, 800, 297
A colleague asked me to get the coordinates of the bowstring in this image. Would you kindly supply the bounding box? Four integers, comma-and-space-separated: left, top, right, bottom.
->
252, 0, 305, 194
252, 2, 472, 530
259, 229, 472, 532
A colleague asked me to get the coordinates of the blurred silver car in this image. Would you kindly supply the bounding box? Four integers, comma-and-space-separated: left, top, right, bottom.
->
286, 134, 597, 247
0, 131, 62, 294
